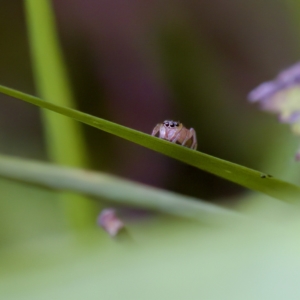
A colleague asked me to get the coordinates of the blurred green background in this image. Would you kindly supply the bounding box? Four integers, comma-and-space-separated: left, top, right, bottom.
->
1, 0, 300, 299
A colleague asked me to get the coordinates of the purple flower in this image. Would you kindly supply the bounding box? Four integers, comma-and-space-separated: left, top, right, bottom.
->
248, 62, 300, 160
249, 62, 300, 101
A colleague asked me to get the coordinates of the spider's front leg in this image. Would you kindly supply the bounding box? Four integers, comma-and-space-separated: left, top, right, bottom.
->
180, 128, 197, 150
170, 130, 182, 144
151, 124, 162, 137
189, 128, 197, 150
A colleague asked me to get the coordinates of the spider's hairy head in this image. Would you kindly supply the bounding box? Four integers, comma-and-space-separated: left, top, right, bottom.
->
163, 120, 181, 128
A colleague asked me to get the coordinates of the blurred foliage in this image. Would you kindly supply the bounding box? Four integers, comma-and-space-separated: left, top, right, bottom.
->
25, 0, 95, 229
1, 0, 300, 299
2, 211, 300, 300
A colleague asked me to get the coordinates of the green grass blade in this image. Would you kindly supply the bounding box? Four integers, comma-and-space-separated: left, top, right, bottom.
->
1, 84, 300, 203
0, 154, 243, 223
24, 0, 95, 229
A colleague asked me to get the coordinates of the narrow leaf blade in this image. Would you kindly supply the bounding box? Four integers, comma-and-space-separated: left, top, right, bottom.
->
1, 84, 300, 203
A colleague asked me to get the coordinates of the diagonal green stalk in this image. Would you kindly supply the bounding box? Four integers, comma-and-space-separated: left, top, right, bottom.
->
1, 84, 300, 203
0, 154, 244, 224
24, 0, 94, 229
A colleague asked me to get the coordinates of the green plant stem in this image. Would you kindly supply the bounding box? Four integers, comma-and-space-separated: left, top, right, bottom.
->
0, 154, 243, 223
1, 84, 300, 203
24, 0, 94, 229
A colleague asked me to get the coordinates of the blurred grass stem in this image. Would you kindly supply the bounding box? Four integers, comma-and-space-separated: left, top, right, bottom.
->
0, 154, 244, 224
24, 0, 94, 229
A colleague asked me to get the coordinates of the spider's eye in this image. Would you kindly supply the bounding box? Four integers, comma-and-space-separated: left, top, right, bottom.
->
170, 123, 175, 127
164, 122, 169, 126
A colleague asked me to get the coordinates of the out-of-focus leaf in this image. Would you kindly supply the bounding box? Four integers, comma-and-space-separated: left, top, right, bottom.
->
0, 178, 64, 244
1, 213, 300, 300
1, 85, 300, 203
24, 0, 94, 229
0, 154, 242, 223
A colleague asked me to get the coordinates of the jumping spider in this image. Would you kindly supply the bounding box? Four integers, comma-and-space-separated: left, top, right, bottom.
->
151, 120, 197, 150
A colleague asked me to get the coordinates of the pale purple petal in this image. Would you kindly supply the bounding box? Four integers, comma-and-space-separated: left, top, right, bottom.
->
248, 62, 300, 161
248, 62, 300, 104
248, 81, 279, 102
277, 62, 300, 86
